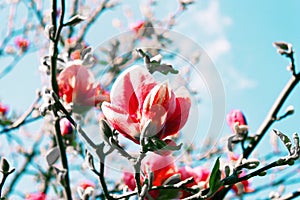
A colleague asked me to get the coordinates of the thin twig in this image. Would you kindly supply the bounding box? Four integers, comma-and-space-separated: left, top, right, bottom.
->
77, 0, 108, 43
112, 177, 195, 200
3, 139, 42, 197
278, 188, 300, 200
54, 117, 72, 199
96, 144, 114, 200
0, 94, 41, 134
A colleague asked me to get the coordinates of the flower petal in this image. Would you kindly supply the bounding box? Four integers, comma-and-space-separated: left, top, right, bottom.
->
102, 102, 140, 143
158, 96, 191, 139
111, 66, 156, 115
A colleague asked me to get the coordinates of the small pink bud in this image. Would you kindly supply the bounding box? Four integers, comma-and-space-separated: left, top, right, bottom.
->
226, 109, 247, 133
0, 102, 9, 115
59, 118, 73, 136
14, 36, 29, 52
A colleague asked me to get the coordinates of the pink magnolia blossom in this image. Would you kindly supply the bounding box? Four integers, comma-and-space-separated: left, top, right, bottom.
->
57, 64, 110, 112
102, 66, 191, 143
59, 118, 73, 136
0, 102, 8, 115
14, 36, 29, 52
226, 109, 247, 133
25, 192, 46, 200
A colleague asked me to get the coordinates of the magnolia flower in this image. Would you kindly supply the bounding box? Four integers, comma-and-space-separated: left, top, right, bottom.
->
57, 63, 109, 113
14, 36, 29, 52
102, 66, 191, 143
25, 192, 46, 200
0, 102, 8, 116
123, 154, 179, 198
226, 109, 247, 133
59, 118, 73, 136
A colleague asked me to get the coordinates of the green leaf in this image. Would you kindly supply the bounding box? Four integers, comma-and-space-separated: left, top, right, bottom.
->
98, 60, 108, 65
156, 188, 180, 200
148, 63, 178, 75
143, 136, 182, 152
0, 119, 12, 126
209, 157, 222, 194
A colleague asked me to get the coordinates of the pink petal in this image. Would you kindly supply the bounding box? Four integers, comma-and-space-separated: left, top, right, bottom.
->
123, 172, 136, 191
158, 96, 191, 139
110, 66, 156, 115
102, 102, 140, 143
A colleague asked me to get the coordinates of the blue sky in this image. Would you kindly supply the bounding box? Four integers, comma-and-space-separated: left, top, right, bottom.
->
1, 0, 300, 199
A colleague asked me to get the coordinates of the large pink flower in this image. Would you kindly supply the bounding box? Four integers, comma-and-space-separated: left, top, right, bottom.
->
102, 66, 191, 143
57, 64, 109, 111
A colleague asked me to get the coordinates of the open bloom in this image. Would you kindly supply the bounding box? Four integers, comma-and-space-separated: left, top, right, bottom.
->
25, 192, 46, 200
123, 154, 179, 198
102, 66, 191, 143
226, 109, 247, 133
57, 63, 109, 112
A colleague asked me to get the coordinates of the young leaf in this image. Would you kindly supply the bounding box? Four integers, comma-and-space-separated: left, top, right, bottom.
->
209, 157, 222, 194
